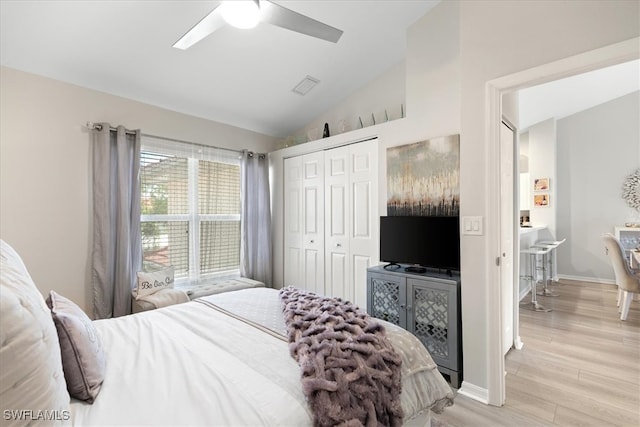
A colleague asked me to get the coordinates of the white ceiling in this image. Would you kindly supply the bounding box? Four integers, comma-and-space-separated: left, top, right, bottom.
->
0, 0, 439, 138
519, 59, 640, 130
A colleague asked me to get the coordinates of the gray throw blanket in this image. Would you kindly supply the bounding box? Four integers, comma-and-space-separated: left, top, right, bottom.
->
279, 287, 403, 427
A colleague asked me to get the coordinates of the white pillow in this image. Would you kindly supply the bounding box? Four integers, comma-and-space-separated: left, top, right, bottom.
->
0, 240, 71, 424
135, 266, 175, 300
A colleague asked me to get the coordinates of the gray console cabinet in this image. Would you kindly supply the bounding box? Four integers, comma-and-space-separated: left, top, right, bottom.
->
366, 265, 462, 387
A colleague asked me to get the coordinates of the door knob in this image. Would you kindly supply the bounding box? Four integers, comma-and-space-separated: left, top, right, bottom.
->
336, 243, 342, 247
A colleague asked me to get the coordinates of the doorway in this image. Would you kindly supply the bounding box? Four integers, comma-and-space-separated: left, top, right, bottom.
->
487, 37, 640, 406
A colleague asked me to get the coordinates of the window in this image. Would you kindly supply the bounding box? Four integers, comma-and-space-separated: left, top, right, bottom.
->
140, 137, 241, 286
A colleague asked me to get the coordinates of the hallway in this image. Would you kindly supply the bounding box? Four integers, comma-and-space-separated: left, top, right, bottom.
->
433, 279, 640, 426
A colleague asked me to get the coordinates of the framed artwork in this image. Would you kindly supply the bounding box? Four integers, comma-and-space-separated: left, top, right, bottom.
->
534, 177, 549, 191
386, 135, 460, 216
534, 193, 550, 207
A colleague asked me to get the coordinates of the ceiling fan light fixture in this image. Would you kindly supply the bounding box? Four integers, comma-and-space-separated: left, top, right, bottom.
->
220, 0, 261, 29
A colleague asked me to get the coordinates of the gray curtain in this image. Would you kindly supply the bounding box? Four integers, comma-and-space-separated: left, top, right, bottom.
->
91, 124, 142, 318
240, 150, 272, 286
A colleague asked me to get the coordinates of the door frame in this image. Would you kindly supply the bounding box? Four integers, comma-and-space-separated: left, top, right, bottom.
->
486, 37, 639, 406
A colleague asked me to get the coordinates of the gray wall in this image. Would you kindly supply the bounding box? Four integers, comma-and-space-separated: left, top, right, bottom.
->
556, 91, 640, 282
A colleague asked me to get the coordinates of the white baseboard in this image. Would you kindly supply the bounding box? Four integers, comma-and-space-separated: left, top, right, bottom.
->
558, 274, 616, 285
457, 381, 489, 404
518, 284, 531, 301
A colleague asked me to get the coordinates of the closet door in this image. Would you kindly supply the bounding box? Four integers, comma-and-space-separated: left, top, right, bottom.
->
302, 152, 325, 295
325, 139, 378, 308
347, 140, 378, 308
283, 156, 303, 288
325, 145, 350, 300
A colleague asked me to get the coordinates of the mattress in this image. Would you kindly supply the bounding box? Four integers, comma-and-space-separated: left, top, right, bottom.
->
70, 288, 453, 426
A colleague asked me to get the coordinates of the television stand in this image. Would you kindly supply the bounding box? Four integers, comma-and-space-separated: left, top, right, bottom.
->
366, 265, 462, 387
405, 265, 427, 274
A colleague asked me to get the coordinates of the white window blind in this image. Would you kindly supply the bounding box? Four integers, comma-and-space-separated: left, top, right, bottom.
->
140, 136, 242, 285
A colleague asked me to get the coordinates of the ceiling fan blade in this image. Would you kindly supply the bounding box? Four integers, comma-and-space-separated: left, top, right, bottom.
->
260, 1, 343, 43
173, 5, 226, 50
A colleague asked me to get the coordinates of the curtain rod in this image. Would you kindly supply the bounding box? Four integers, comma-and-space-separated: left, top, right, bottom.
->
86, 122, 246, 155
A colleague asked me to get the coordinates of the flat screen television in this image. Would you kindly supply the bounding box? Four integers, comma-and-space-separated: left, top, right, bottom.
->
380, 216, 460, 274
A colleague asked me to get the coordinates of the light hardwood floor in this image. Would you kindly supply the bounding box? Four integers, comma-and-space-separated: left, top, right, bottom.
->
432, 279, 640, 427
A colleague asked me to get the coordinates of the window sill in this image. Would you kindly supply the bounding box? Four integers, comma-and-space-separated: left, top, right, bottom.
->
174, 272, 241, 291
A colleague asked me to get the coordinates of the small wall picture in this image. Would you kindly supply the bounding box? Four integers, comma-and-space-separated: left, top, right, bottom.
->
534, 177, 549, 191
534, 193, 550, 207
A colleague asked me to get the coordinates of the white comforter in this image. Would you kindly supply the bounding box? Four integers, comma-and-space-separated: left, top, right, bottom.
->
71, 288, 452, 426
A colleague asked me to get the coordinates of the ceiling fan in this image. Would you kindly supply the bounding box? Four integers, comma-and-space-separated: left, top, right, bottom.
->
173, 0, 344, 50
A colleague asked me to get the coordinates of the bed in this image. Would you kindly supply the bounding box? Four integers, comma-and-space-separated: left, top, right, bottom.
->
0, 240, 453, 426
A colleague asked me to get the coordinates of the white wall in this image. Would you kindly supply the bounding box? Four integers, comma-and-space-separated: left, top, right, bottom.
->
273, 0, 639, 400
0, 66, 276, 315
556, 91, 640, 282
528, 118, 557, 238
290, 61, 406, 144
519, 132, 530, 212
287, 0, 462, 147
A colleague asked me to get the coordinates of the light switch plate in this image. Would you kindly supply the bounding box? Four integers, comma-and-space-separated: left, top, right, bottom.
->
462, 216, 483, 235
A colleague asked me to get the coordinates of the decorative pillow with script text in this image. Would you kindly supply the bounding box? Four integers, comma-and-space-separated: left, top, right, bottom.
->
135, 266, 175, 300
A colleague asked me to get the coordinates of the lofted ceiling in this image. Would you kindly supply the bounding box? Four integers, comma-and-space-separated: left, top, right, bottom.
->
0, 0, 439, 138
519, 59, 640, 130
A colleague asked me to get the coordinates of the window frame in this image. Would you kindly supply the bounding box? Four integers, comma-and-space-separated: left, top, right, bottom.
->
140, 136, 242, 287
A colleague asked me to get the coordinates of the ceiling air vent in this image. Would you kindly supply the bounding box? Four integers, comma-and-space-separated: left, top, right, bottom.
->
292, 75, 320, 96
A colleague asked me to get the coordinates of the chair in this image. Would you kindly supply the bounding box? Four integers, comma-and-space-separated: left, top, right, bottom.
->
531, 238, 566, 296
529, 243, 559, 297
520, 247, 552, 312
532, 238, 566, 282
602, 233, 640, 321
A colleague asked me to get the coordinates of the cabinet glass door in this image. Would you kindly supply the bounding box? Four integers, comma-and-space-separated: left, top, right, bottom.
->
369, 276, 405, 326
408, 283, 451, 366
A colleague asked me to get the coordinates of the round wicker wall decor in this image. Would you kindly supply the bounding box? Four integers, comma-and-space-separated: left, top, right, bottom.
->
622, 168, 640, 211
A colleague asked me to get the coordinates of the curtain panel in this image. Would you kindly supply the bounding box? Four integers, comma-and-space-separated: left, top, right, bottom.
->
91, 124, 142, 318
240, 150, 272, 286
